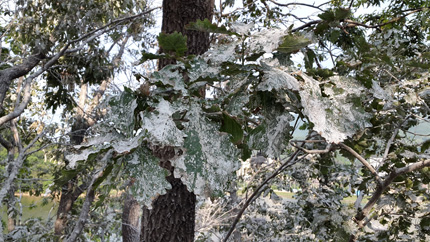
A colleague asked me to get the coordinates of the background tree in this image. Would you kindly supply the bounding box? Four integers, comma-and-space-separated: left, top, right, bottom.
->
0, 0, 157, 240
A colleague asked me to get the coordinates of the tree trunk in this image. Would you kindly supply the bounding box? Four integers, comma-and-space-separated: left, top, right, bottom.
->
54, 179, 84, 235
141, 1, 214, 240
122, 193, 141, 242
158, 0, 214, 70
140, 174, 196, 242
54, 82, 89, 237
6, 181, 16, 232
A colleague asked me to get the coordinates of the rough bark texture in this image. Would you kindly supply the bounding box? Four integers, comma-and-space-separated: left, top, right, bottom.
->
122, 193, 141, 242
140, 174, 196, 242
140, 1, 214, 241
7, 182, 16, 232
158, 0, 214, 69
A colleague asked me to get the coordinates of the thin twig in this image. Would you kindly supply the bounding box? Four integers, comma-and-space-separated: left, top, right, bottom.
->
290, 139, 326, 143
291, 141, 333, 154
350, 158, 430, 241
292, 20, 321, 32
382, 127, 399, 163
268, 0, 325, 11
339, 143, 383, 185
223, 150, 306, 242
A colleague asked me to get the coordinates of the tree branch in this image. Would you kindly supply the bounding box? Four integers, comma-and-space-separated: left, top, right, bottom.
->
292, 20, 321, 32
343, 8, 425, 29
268, 0, 325, 11
64, 150, 112, 242
350, 159, 430, 241
0, 134, 13, 150
0, 52, 46, 108
339, 143, 383, 185
291, 141, 333, 154
0, 7, 160, 127
223, 150, 306, 242
382, 126, 399, 163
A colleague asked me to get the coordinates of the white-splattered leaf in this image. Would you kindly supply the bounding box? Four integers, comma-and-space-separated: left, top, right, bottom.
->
124, 147, 171, 208
298, 74, 372, 143
258, 62, 300, 92
65, 144, 110, 169
150, 64, 187, 95
171, 101, 240, 197
140, 99, 185, 146
107, 89, 138, 137
248, 28, 287, 54
248, 113, 294, 158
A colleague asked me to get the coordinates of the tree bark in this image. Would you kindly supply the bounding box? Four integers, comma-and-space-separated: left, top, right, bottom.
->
158, 0, 214, 69
122, 193, 141, 242
140, 174, 196, 242
141, 1, 214, 241
54, 82, 89, 236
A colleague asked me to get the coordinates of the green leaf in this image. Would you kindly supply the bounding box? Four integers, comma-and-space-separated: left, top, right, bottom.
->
220, 112, 244, 145
245, 52, 265, 61
334, 8, 351, 20
304, 49, 316, 69
157, 32, 188, 57
185, 19, 238, 36
92, 164, 114, 189
307, 68, 334, 79
421, 140, 430, 152
329, 30, 341, 43
420, 217, 430, 231
318, 8, 350, 21
318, 10, 336, 21
314, 22, 330, 36
277, 34, 312, 54
107, 89, 138, 137
55, 169, 80, 187
140, 52, 169, 63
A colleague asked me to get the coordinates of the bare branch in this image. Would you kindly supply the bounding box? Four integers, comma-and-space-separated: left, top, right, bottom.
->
350, 158, 430, 241
292, 20, 321, 32
65, 150, 113, 242
348, 0, 354, 9
0, 52, 45, 107
0, 134, 13, 150
268, 0, 325, 11
382, 127, 399, 163
223, 150, 306, 242
339, 143, 383, 185
290, 139, 326, 143
344, 8, 426, 29
292, 142, 333, 154
10, 119, 22, 152
396, 159, 430, 175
